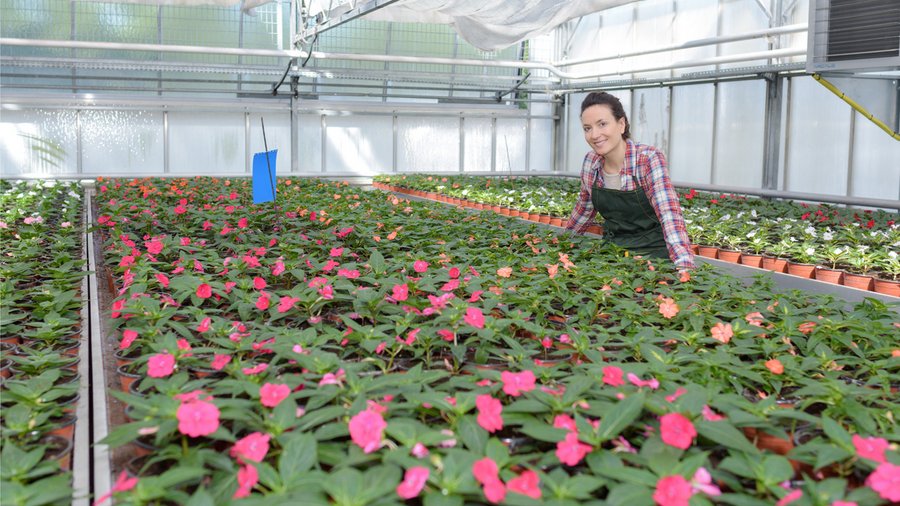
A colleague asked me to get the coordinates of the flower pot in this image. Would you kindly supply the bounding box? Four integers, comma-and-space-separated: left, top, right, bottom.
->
762, 256, 788, 273
0, 359, 10, 380
814, 267, 843, 285
843, 273, 874, 291
691, 244, 700, 255
499, 207, 511, 216
717, 249, 742, 263
740, 253, 764, 268
117, 363, 142, 393
41, 434, 73, 472
786, 262, 816, 279
48, 414, 77, 443
586, 224, 603, 235
549, 217, 564, 227
742, 427, 794, 457
538, 215, 551, 224
872, 278, 899, 297
697, 246, 718, 259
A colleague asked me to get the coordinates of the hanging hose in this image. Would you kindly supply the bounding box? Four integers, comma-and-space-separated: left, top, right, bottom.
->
812, 73, 900, 141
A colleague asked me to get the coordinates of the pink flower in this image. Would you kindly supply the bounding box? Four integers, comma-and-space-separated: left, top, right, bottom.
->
507, 470, 542, 499
711, 322, 733, 344
413, 260, 429, 273
553, 414, 577, 432
866, 462, 900, 502
252, 277, 267, 290
776, 489, 803, 506
349, 409, 387, 453
318, 284, 334, 300
259, 383, 290, 408
392, 283, 409, 301
441, 279, 460, 292
665, 387, 688, 403
119, 329, 138, 350
319, 368, 346, 387
411, 442, 429, 458
277, 296, 300, 313
556, 431, 592, 466
396, 467, 429, 499
475, 394, 503, 433
660, 413, 696, 450
627, 373, 660, 390
497, 267, 512, 278
196, 317, 212, 333
653, 475, 693, 506
659, 298, 680, 319
145, 238, 163, 255
154, 273, 169, 288
176, 339, 192, 356
211, 354, 231, 371
701, 405, 726, 421
798, 321, 816, 334
464, 307, 485, 329
852, 434, 888, 463
690, 468, 721, 497
230, 432, 270, 463
501, 370, 536, 397
766, 358, 785, 375
272, 259, 285, 276
602, 366, 625, 387
196, 283, 212, 298
448, 267, 460, 278
91, 471, 138, 506
483, 480, 506, 504
745, 312, 765, 326
472, 457, 501, 484
176, 398, 220, 437
233, 464, 258, 499
147, 352, 175, 378
242, 363, 268, 375
255, 294, 270, 310
831, 502, 858, 506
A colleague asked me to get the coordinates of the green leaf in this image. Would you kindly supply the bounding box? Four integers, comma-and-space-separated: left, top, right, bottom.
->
19, 473, 72, 506
821, 416, 853, 451
368, 249, 386, 275
561, 475, 606, 499
695, 420, 759, 454
280, 434, 318, 483
604, 483, 653, 506
485, 438, 510, 468
517, 422, 567, 443
760, 455, 794, 487
360, 465, 402, 504
423, 492, 464, 506
597, 392, 644, 442
457, 415, 487, 455
323, 467, 364, 506
185, 488, 216, 506
716, 493, 776, 506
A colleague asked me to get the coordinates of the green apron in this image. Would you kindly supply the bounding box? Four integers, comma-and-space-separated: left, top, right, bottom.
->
591, 186, 669, 260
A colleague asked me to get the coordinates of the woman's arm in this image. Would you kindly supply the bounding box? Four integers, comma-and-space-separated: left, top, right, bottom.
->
564, 153, 598, 234
640, 148, 696, 269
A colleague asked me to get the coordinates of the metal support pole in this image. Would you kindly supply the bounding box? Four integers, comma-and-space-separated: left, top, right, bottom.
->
525, 116, 532, 171
459, 115, 465, 172
490, 116, 497, 172
163, 110, 170, 173
245, 111, 251, 173
392, 112, 398, 172
782, 76, 794, 190
75, 109, 83, 174
710, 82, 719, 183
846, 108, 856, 196
70, 0, 77, 93
291, 95, 299, 173
320, 114, 327, 173
157, 6, 163, 96
762, 73, 783, 190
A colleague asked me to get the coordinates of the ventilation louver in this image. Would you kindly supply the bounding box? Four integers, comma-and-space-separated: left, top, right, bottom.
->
807, 0, 900, 72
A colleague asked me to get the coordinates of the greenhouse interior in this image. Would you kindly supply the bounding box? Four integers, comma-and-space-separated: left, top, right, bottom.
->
1, 0, 899, 505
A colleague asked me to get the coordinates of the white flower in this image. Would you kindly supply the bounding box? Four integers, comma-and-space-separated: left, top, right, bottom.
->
746, 230, 757, 239
890, 251, 898, 259
804, 226, 817, 237
805, 247, 815, 256
751, 210, 758, 218
823, 232, 833, 241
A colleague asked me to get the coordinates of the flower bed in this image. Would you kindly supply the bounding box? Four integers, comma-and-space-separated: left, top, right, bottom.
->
88, 176, 900, 505
0, 180, 86, 505
373, 174, 900, 294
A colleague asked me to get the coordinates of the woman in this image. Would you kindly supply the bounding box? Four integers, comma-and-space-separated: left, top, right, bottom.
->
564, 92, 695, 271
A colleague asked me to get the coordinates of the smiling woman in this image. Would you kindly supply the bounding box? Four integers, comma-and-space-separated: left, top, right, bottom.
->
565, 92, 695, 272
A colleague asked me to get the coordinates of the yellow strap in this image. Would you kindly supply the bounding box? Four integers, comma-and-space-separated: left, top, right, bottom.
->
812, 73, 900, 141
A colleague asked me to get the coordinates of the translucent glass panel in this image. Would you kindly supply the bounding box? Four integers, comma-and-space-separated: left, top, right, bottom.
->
495, 119, 527, 172
850, 115, 900, 201
464, 118, 492, 172
631, 88, 670, 154
785, 77, 851, 196
249, 112, 290, 174
168, 112, 244, 174
398, 117, 459, 172
719, 0, 770, 70
324, 115, 392, 174
633, 0, 675, 80
529, 104, 554, 171
81, 110, 163, 175
0, 108, 78, 176
713, 80, 765, 187
297, 114, 322, 173
670, 84, 715, 183
565, 5, 635, 79
671, 0, 718, 77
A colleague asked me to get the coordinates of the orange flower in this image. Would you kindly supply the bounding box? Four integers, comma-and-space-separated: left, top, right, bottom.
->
659, 298, 679, 319
710, 322, 733, 344
679, 270, 691, 282
891, 349, 900, 357
496, 267, 512, 278
765, 358, 784, 375
386, 230, 397, 240
546, 264, 559, 279
798, 322, 816, 334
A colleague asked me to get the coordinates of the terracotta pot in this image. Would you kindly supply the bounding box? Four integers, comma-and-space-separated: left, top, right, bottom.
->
0, 359, 10, 380
740, 253, 764, 268
586, 224, 604, 235
717, 249, 742, 263
786, 262, 816, 279
48, 414, 77, 443
762, 256, 788, 273
527, 213, 541, 222
697, 246, 718, 259
538, 215, 551, 224
117, 364, 142, 392
549, 217, 564, 227
843, 273, 874, 291
742, 427, 795, 456
691, 244, 700, 255
41, 435, 73, 472
499, 207, 511, 216
814, 267, 844, 285
872, 278, 899, 297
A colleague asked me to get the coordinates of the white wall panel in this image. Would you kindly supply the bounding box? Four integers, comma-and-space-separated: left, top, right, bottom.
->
169, 112, 244, 174
0, 109, 78, 176
324, 115, 392, 174
713, 80, 765, 187
849, 114, 900, 202
248, 112, 290, 174
672, 0, 718, 76
495, 119, 527, 172
529, 114, 554, 171
82, 110, 163, 175
785, 77, 851, 196
463, 118, 492, 172
670, 84, 715, 183
297, 114, 322, 173
633, 0, 675, 80
719, 0, 769, 70
632, 88, 669, 154
398, 117, 459, 172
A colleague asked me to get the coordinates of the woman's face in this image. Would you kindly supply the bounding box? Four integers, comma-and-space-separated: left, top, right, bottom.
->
582, 104, 626, 157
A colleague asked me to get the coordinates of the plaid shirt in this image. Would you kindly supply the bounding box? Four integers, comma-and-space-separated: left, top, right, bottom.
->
564, 139, 695, 270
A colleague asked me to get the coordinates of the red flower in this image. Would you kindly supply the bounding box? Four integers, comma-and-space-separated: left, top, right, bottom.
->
392, 283, 409, 301
413, 260, 429, 273
119, 329, 138, 350
348, 408, 387, 454
396, 467, 429, 499
507, 469, 541, 499
231, 432, 270, 464
277, 296, 300, 313
853, 434, 888, 463
472, 457, 499, 484
602, 366, 625, 386
196, 317, 212, 333
176, 397, 220, 437
147, 352, 175, 378
211, 354, 231, 371
255, 294, 270, 310
653, 475, 693, 506
196, 283, 212, 299
501, 370, 536, 397
660, 413, 696, 450
259, 383, 290, 408
475, 394, 503, 433
233, 464, 258, 499
145, 238, 163, 255
866, 462, 900, 502
483, 480, 506, 504
556, 431, 592, 466
776, 489, 802, 506
253, 276, 267, 290
464, 307, 485, 329
154, 273, 169, 288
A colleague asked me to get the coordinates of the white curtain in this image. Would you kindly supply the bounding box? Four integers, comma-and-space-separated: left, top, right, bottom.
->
79, 0, 273, 12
